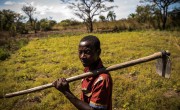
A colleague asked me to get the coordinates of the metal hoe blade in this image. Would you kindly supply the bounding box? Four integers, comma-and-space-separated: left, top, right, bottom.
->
156, 51, 171, 78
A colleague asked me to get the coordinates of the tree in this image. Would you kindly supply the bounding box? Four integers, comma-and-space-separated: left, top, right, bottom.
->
107, 11, 116, 21
60, 19, 80, 26
39, 18, 57, 31
0, 9, 26, 35
22, 4, 36, 32
128, 13, 136, 19
61, 0, 115, 32
135, 5, 153, 23
142, 0, 180, 29
14, 13, 27, 33
0, 9, 15, 31
168, 8, 180, 27
99, 15, 106, 22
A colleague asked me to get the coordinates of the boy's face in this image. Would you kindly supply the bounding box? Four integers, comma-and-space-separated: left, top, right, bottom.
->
78, 40, 100, 67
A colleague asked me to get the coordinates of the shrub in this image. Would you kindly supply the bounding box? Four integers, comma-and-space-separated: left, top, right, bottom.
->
0, 48, 10, 60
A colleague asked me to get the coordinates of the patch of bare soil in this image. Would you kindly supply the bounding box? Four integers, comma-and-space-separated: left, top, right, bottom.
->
61, 67, 79, 75
163, 89, 180, 98
14, 95, 42, 109
18, 29, 86, 39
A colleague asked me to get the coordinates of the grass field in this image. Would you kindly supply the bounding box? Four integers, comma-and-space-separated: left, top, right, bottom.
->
0, 31, 180, 110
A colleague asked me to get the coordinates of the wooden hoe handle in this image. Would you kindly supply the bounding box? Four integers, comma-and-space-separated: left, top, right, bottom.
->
1, 50, 170, 98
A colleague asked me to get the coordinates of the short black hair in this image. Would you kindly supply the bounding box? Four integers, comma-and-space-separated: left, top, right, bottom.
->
80, 35, 101, 50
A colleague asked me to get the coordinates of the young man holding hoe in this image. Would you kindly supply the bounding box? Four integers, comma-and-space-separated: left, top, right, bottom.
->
53, 35, 112, 110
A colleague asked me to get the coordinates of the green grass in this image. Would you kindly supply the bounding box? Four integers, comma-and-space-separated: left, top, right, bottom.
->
0, 37, 29, 61
0, 31, 180, 110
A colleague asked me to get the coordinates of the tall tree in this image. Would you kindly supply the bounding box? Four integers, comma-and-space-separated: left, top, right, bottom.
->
107, 11, 116, 21
0, 10, 25, 31
61, 0, 114, 32
0, 9, 26, 36
169, 8, 180, 27
135, 5, 153, 23
22, 4, 36, 32
142, 0, 180, 29
0, 9, 15, 31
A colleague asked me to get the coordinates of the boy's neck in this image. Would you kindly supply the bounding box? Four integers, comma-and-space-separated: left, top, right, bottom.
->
88, 59, 100, 71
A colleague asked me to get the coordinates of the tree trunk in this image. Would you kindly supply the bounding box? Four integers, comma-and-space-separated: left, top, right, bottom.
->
86, 17, 93, 33
162, 7, 168, 30
89, 20, 93, 33
162, 16, 167, 30
29, 17, 33, 27
84, 22, 89, 32
34, 20, 37, 33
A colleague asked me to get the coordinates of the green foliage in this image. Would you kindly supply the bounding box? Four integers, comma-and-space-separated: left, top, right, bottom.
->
0, 36, 29, 61
16, 39, 29, 49
99, 15, 106, 22
107, 11, 116, 21
0, 9, 15, 31
0, 31, 179, 110
58, 19, 82, 30
16, 22, 29, 34
0, 9, 26, 34
0, 48, 10, 60
39, 19, 57, 31
60, 19, 81, 27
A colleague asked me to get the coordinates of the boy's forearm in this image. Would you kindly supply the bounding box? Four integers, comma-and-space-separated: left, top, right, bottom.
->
62, 91, 93, 110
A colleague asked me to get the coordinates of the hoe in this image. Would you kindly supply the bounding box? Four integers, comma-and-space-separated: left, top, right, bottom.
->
0, 50, 171, 98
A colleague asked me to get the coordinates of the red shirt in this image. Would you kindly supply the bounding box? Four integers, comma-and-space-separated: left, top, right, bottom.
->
81, 59, 112, 110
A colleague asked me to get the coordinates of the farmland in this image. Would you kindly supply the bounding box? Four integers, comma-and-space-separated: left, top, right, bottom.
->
0, 30, 180, 110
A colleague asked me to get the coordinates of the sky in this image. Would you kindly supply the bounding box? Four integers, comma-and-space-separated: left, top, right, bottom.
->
0, 0, 141, 22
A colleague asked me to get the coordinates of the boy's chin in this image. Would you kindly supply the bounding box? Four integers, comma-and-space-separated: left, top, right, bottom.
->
82, 63, 90, 67
83, 64, 89, 67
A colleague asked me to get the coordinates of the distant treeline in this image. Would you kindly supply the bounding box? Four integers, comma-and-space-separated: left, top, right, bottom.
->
0, 3, 180, 37
56, 5, 180, 33
0, 9, 57, 37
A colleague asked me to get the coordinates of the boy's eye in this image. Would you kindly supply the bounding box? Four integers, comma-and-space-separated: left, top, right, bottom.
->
79, 50, 91, 55
85, 50, 91, 54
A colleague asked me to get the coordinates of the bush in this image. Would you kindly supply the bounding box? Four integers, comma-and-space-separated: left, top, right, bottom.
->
17, 39, 29, 48
60, 19, 81, 26
0, 48, 10, 61
39, 19, 57, 31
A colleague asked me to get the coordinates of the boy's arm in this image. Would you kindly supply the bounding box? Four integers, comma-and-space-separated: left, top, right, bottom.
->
53, 78, 94, 110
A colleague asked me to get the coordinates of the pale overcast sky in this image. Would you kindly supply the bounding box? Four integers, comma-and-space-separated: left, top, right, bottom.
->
0, 0, 141, 22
